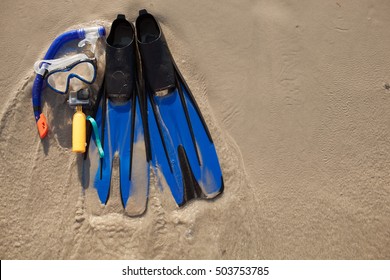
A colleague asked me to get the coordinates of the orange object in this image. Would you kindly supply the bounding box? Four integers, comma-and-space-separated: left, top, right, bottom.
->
37, 113, 48, 139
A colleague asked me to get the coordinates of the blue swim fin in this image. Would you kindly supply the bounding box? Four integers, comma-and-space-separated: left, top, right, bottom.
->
84, 14, 149, 215
136, 10, 224, 206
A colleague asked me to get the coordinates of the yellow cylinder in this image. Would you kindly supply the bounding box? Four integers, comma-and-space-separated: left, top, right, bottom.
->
72, 106, 86, 153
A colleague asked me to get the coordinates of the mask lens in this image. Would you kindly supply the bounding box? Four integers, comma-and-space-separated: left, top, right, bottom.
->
71, 61, 95, 82
47, 72, 68, 93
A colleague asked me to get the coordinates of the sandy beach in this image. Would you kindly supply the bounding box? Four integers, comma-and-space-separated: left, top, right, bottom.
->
1, 0, 390, 259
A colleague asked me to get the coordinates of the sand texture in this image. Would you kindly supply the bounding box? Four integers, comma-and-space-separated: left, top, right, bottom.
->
1, 0, 390, 259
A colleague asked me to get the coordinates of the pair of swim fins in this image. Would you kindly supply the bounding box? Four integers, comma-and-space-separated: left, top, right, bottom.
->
84, 10, 223, 215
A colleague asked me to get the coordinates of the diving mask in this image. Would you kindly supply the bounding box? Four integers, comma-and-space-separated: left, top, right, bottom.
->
34, 53, 96, 94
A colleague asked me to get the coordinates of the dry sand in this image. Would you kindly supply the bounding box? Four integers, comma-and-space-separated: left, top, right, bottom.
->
1, 0, 390, 259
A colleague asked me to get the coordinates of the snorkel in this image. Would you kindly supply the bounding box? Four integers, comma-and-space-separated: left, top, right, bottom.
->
32, 26, 105, 139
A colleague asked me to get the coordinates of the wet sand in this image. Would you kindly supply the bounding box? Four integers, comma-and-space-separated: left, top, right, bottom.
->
0, 0, 389, 259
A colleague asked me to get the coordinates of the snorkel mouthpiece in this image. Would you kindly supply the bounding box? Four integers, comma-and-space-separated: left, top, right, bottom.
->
37, 113, 48, 139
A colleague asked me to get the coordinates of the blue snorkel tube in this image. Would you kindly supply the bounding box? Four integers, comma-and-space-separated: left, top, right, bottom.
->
32, 26, 105, 139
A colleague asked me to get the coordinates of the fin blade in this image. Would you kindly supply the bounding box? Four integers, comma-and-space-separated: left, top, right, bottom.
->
177, 145, 204, 205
